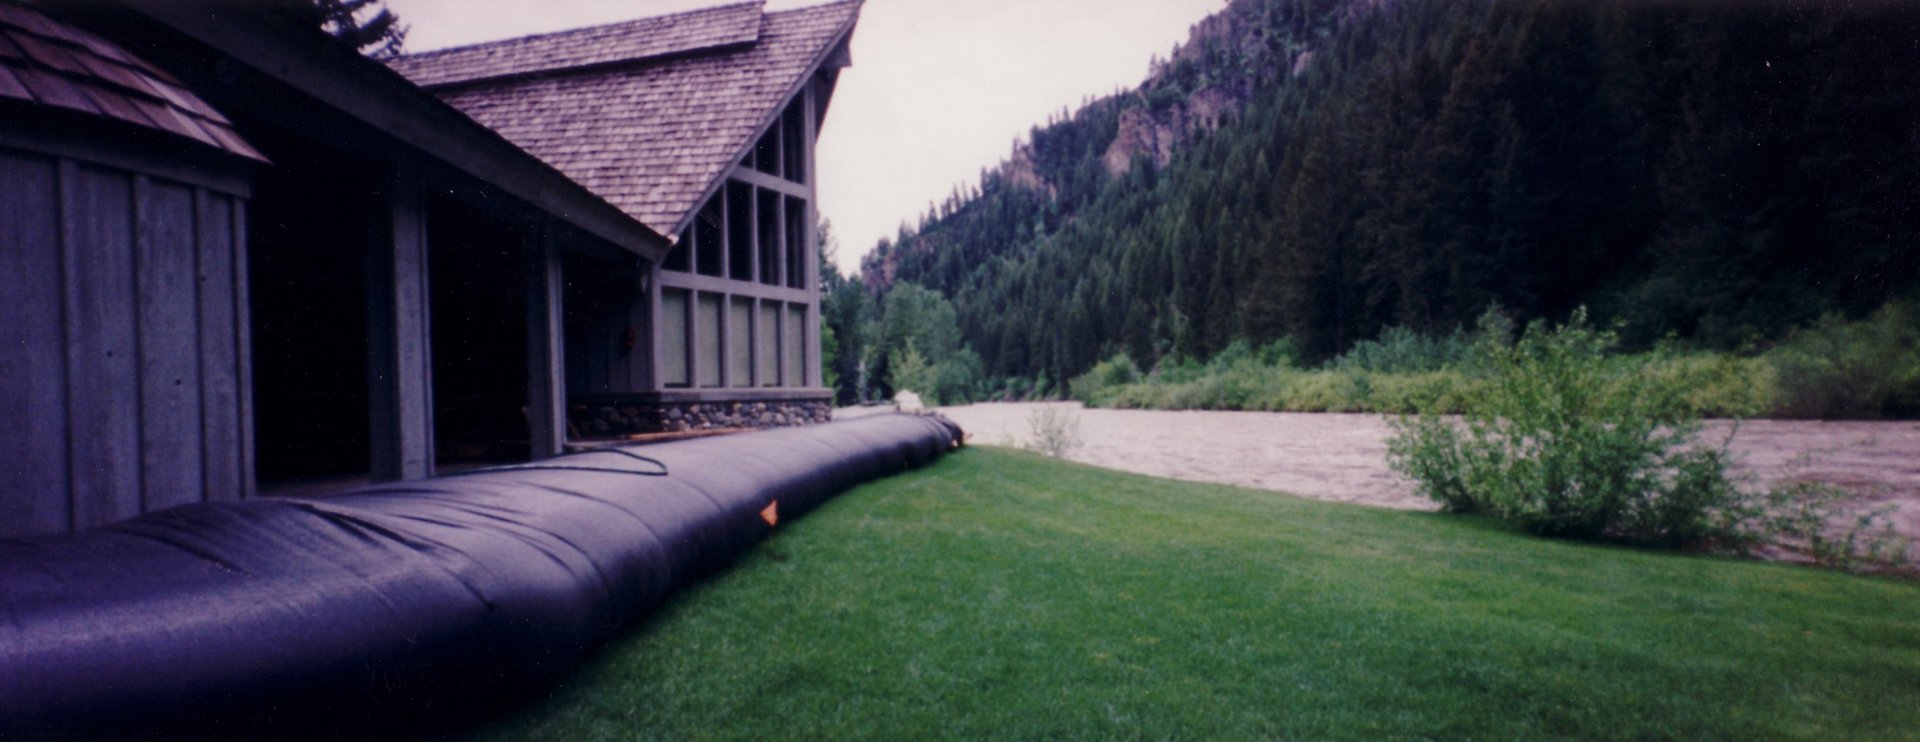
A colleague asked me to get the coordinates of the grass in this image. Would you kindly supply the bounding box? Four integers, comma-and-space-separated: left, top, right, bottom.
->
468, 447, 1920, 740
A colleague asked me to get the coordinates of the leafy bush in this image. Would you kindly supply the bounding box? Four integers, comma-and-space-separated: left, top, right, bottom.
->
1645, 353, 1777, 418
1766, 301, 1920, 419
933, 349, 987, 406
1387, 309, 1749, 546
1068, 353, 1141, 405
1362, 371, 1478, 414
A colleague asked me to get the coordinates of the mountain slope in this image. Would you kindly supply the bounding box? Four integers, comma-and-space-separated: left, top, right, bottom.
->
862, 0, 1920, 386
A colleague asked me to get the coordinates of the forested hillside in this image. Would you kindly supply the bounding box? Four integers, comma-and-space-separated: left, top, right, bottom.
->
848, 0, 1920, 397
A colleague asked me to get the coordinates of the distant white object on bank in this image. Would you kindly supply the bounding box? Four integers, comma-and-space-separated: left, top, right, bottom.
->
894, 390, 925, 412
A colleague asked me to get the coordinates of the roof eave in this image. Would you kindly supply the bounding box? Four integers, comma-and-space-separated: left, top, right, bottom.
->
118, 0, 671, 262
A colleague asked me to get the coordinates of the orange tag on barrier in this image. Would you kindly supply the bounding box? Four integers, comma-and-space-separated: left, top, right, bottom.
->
760, 500, 779, 527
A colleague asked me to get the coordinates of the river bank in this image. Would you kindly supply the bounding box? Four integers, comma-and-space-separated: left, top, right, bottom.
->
930, 402, 1920, 560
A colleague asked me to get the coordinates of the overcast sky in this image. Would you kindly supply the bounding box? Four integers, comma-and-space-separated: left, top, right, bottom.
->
385, 0, 1227, 274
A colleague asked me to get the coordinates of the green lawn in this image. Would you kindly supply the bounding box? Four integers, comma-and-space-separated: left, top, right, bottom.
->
469, 447, 1920, 740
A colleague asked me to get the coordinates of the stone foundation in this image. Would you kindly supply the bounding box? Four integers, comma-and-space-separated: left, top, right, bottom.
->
572, 397, 833, 436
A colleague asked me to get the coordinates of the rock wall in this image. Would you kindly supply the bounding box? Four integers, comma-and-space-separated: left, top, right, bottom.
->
573, 398, 833, 436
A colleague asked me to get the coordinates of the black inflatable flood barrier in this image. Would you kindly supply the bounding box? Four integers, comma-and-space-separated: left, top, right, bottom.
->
0, 413, 962, 739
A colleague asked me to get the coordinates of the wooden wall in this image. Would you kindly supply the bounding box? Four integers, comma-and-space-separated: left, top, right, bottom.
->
0, 145, 251, 537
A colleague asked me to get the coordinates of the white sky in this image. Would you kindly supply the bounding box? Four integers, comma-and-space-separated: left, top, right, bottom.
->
385, 0, 1228, 274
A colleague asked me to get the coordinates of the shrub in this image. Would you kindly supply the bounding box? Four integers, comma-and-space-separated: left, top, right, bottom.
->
932, 349, 986, 406
1645, 353, 1777, 418
1024, 405, 1084, 459
1365, 371, 1477, 414
1333, 325, 1471, 374
1733, 476, 1912, 572
1069, 353, 1141, 405
888, 344, 937, 404
1766, 301, 1920, 419
1387, 309, 1749, 546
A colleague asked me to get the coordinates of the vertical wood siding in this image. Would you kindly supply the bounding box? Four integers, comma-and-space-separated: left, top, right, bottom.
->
64, 163, 142, 530
136, 177, 204, 512
0, 149, 249, 537
0, 152, 70, 535
196, 191, 244, 502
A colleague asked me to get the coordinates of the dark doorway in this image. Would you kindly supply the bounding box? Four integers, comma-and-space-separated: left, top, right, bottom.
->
428, 197, 531, 467
247, 133, 372, 487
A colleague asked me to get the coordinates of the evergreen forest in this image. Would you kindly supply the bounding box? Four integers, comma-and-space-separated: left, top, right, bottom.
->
827, 0, 1920, 415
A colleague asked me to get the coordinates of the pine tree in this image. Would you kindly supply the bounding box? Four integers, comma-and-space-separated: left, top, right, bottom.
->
273, 0, 408, 57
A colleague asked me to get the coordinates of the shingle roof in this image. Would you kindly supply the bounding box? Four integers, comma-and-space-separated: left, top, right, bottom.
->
0, 2, 265, 162
390, 0, 860, 236
386, 1, 767, 90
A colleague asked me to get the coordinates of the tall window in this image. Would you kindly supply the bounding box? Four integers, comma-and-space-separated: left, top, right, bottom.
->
660, 289, 690, 387
785, 195, 806, 289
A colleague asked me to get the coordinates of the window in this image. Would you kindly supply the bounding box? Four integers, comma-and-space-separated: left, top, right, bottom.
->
781, 98, 807, 184
785, 195, 807, 289
696, 292, 722, 388
726, 181, 753, 281
757, 188, 781, 286
661, 289, 690, 387
752, 127, 779, 176
729, 297, 753, 386
695, 194, 723, 277
784, 304, 806, 387
756, 302, 778, 386
665, 229, 690, 272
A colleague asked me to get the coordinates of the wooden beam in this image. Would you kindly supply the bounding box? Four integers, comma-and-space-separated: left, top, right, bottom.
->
366, 158, 434, 482
727, 166, 809, 199
526, 226, 567, 460
657, 271, 813, 304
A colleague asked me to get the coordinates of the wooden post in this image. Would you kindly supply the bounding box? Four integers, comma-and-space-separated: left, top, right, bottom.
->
232, 200, 256, 498
746, 184, 760, 285
366, 159, 434, 482
803, 81, 825, 388
641, 260, 662, 392
526, 225, 567, 460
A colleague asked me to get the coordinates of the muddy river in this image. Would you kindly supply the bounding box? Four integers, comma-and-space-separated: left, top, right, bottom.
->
927, 402, 1920, 560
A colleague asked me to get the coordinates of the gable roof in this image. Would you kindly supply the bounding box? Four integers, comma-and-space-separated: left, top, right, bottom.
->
389, 0, 861, 237
0, 2, 263, 161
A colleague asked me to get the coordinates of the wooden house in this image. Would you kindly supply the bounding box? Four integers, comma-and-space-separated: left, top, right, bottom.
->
0, 0, 858, 537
